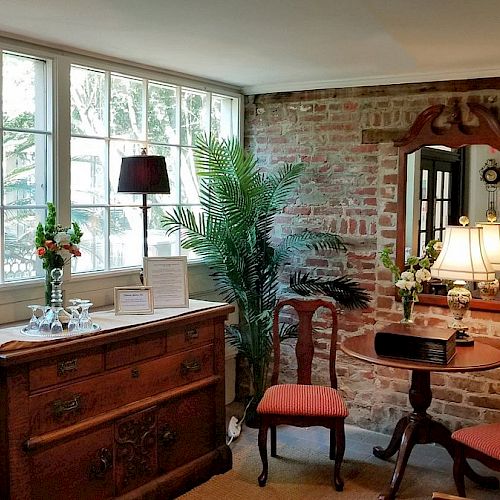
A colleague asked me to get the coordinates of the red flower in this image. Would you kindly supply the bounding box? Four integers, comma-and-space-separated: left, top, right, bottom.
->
37, 247, 46, 256
45, 240, 56, 250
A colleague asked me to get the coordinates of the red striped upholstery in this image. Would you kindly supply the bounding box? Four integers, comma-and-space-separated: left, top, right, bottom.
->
452, 423, 500, 460
257, 384, 349, 418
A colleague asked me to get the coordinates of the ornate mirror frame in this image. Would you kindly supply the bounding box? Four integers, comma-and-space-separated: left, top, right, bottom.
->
395, 101, 500, 312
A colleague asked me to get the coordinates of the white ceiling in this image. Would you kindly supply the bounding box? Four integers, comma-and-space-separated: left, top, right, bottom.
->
0, 0, 499, 95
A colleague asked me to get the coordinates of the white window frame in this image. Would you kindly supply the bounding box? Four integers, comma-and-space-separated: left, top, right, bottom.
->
0, 36, 243, 322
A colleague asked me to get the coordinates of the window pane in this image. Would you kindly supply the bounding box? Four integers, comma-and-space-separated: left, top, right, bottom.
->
110, 206, 142, 268
420, 200, 427, 228
435, 200, 441, 229
4, 207, 43, 281
443, 172, 450, 198
3, 53, 46, 130
71, 66, 106, 136
71, 138, 106, 204
421, 170, 428, 199
180, 147, 200, 204
148, 82, 177, 144
211, 94, 235, 140
148, 205, 178, 257
443, 201, 449, 226
181, 89, 207, 146
72, 207, 106, 273
110, 75, 144, 139
3, 131, 47, 206
435, 171, 442, 198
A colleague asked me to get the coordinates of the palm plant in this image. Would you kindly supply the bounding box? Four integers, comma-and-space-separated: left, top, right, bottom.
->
162, 136, 370, 413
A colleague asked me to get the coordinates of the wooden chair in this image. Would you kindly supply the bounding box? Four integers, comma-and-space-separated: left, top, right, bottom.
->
452, 422, 500, 497
432, 493, 470, 500
256, 297, 348, 491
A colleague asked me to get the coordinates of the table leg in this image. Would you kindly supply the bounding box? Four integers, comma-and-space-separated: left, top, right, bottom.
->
375, 369, 498, 499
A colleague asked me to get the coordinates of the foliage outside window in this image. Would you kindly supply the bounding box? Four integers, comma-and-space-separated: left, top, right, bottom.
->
70, 65, 239, 273
0, 45, 240, 285
1, 51, 51, 283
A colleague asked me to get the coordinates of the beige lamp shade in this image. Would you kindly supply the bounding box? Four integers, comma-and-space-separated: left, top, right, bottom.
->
430, 225, 496, 282
476, 222, 500, 271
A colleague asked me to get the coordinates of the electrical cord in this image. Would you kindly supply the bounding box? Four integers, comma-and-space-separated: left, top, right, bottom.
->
226, 397, 253, 445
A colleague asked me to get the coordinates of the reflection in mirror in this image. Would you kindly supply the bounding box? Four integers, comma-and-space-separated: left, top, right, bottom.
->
395, 102, 500, 312
405, 145, 500, 259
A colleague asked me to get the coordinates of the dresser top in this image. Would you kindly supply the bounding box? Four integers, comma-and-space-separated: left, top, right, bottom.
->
0, 299, 233, 365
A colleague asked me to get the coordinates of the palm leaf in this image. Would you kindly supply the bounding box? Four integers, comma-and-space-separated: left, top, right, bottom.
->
289, 271, 371, 310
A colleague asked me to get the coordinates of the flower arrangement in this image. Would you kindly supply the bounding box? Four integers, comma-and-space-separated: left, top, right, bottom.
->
35, 203, 83, 304
380, 247, 432, 302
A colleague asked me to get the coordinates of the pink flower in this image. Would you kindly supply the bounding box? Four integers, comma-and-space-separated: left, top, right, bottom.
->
37, 247, 46, 256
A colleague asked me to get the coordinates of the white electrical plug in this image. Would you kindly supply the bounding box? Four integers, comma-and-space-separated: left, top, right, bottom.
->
227, 415, 241, 445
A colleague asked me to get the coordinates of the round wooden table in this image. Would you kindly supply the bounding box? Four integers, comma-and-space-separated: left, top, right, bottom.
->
341, 334, 500, 500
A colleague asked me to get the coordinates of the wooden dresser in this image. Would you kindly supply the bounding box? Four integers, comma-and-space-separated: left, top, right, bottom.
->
0, 302, 234, 499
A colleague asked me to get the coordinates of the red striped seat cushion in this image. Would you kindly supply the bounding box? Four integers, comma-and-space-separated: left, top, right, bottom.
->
257, 384, 348, 418
452, 423, 500, 460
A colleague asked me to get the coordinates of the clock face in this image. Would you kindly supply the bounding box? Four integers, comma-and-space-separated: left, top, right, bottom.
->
482, 166, 499, 184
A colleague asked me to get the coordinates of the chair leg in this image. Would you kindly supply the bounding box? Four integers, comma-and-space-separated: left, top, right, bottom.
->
453, 443, 467, 497
258, 423, 270, 487
270, 425, 277, 457
329, 427, 336, 460
333, 419, 345, 492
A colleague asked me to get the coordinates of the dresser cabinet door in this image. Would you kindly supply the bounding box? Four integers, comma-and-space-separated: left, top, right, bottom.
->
30, 425, 114, 500
157, 387, 216, 474
114, 407, 158, 496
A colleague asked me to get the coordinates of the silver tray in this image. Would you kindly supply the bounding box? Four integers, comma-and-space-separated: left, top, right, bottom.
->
20, 323, 101, 339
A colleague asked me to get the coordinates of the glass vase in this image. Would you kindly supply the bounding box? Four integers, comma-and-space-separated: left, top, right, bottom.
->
45, 268, 53, 306
401, 296, 415, 324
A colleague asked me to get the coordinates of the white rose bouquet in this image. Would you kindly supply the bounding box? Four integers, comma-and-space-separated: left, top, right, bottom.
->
381, 248, 431, 302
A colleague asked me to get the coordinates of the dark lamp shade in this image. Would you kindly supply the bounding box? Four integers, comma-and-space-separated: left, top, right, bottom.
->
118, 155, 170, 194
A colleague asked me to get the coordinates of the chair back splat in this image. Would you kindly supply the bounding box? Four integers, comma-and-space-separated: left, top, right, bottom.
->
271, 298, 338, 387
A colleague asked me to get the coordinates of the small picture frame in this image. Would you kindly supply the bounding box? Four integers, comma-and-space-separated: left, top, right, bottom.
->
143, 256, 189, 308
114, 286, 154, 315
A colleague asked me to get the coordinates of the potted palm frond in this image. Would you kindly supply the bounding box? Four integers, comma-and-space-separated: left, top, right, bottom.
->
162, 136, 370, 423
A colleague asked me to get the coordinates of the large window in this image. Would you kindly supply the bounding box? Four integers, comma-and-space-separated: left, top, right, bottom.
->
0, 45, 240, 286
1, 51, 51, 282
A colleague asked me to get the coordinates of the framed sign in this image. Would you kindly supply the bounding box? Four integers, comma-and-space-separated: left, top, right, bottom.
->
143, 256, 189, 308
114, 286, 154, 315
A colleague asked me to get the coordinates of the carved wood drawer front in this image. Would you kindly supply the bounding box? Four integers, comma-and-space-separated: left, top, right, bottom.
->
167, 320, 214, 353
29, 344, 214, 435
105, 332, 165, 369
157, 387, 216, 474
31, 424, 114, 500
29, 348, 104, 392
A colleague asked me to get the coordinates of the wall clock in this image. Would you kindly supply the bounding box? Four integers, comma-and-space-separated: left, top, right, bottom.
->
480, 158, 500, 184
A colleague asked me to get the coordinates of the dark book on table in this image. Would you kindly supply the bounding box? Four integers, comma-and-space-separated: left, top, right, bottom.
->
374, 323, 456, 365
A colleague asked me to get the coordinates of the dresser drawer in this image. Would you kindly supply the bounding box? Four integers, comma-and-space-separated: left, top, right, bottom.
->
30, 424, 114, 500
30, 348, 104, 392
106, 332, 165, 369
29, 344, 214, 435
167, 320, 214, 352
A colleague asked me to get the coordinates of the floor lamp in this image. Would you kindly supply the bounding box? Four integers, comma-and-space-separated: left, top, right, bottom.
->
117, 149, 170, 258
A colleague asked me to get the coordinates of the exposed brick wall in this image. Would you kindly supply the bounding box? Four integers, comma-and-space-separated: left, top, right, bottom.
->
244, 78, 500, 434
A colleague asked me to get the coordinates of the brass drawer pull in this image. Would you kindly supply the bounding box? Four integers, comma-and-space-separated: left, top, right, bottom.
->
89, 448, 113, 479
185, 328, 199, 341
52, 394, 81, 417
159, 426, 178, 448
57, 358, 78, 376
181, 359, 201, 375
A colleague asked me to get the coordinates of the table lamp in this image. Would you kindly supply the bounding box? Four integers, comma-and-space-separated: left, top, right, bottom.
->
117, 149, 170, 257
430, 218, 495, 345
475, 222, 500, 299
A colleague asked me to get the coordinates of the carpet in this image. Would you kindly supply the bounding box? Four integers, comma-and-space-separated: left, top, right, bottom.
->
179, 442, 499, 500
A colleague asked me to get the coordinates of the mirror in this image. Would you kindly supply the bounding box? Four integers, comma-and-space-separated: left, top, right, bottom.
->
395, 102, 500, 312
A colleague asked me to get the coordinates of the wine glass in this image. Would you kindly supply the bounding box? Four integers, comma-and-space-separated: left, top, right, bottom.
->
27, 305, 41, 334
50, 307, 64, 335
79, 302, 93, 332
67, 305, 80, 333
38, 306, 52, 335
